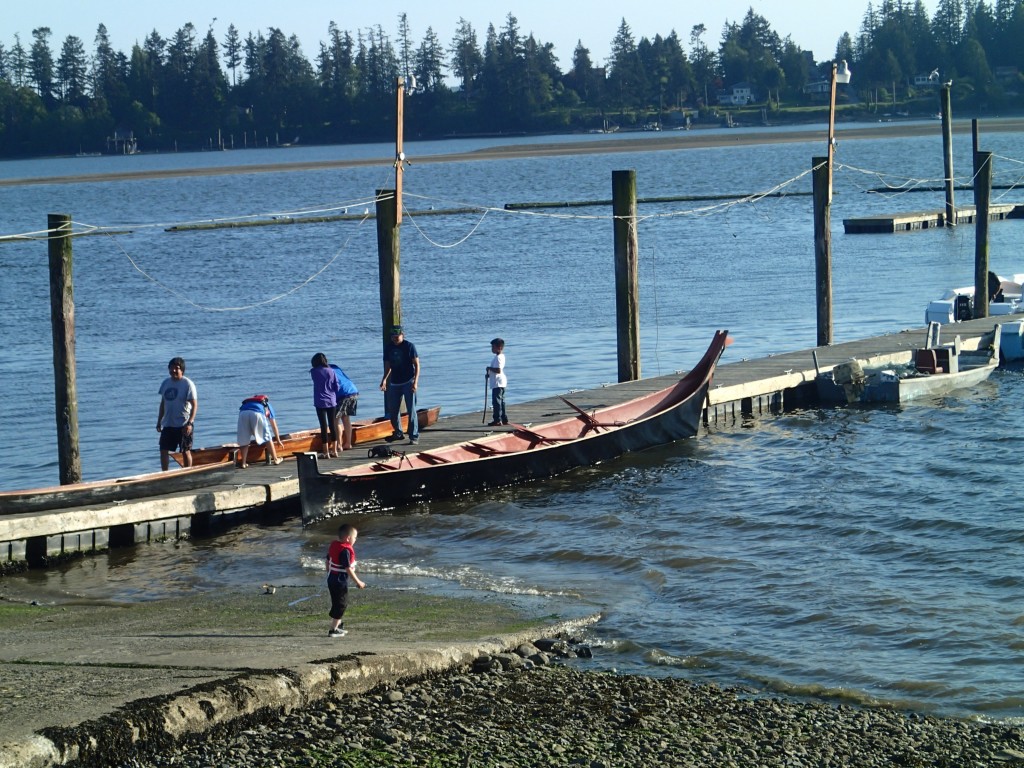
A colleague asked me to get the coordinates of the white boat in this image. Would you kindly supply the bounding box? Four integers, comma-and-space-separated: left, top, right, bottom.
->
817, 323, 1000, 405
924, 272, 1023, 362
924, 272, 1024, 326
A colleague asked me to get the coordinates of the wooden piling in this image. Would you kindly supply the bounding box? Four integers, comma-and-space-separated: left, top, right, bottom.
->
612, 170, 640, 382
941, 84, 955, 226
812, 158, 832, 346
47, 213, 82, 484
375, 189, 401, 341
973, 152, 993, 319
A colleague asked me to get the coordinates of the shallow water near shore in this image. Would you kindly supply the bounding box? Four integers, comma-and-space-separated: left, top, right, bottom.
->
3, 124, 1024, 722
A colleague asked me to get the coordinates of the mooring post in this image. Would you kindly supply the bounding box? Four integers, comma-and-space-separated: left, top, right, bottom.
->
812, 157, 832, 347
941, 83, 955, 226
612, 170, 640, 382
375, 188, 401, 343
47, 213, 82, 484
973, 151, 993, 319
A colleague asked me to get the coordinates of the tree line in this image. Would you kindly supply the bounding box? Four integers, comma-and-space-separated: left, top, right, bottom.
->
1, 1, 1022, 158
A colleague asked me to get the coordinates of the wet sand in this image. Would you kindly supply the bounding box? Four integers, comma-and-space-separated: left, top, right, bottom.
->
4, 117, 1022, 189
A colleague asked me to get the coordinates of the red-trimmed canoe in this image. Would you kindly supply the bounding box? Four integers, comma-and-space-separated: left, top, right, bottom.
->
172, 407, 442, 467
297, 331, 729, 523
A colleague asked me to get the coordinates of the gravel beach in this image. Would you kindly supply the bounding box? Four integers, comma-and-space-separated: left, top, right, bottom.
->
118, 651, 1023, 768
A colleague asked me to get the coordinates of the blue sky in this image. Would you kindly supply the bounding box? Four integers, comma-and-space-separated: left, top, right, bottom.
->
5, 1, 935, 69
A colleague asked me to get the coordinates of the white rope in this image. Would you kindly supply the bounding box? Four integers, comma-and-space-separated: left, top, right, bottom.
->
105, 210, 373, 312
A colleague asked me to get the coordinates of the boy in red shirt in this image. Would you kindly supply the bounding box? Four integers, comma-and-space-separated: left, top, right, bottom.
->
325, 524, 366, 637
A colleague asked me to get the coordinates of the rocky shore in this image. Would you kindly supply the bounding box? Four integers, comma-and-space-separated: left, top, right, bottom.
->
115, 641, 1022, 768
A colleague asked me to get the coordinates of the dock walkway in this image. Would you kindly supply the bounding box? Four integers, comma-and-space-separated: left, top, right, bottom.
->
0, 317, 1007, 570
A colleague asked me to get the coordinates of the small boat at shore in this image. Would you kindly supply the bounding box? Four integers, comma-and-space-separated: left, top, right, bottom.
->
816, 323, 1000, 405
0, 463, 237, 515
172, 407, 441, 467
297, 331, 729, 523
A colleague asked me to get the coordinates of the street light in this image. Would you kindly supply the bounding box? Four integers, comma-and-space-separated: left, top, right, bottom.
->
826, 60, 852, 203
394, 75, 417, 224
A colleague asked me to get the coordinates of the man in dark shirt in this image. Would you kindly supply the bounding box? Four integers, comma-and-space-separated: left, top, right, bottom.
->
379, 325, 421, 444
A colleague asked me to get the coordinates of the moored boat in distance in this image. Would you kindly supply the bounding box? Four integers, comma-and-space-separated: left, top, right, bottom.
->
816, 323, 1000, 405
172, 407, 441, 467
297, 331, 729, 523
924, 272, 1023, 363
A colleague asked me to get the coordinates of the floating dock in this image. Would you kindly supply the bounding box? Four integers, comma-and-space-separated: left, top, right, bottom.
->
843, 203, 1024, 233
0, 315, 1010, 571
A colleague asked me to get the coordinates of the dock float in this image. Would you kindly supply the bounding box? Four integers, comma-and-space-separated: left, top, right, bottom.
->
0, 316, 1011, 572
843, 203, 1024, 233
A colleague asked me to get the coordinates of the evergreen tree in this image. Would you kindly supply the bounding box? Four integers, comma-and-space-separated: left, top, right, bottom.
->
689, 24, 717, 108
222, 24, 242, 86
29, 27, 55, 105
608, 18, 642, 113
413, 26, 446, 92
449, 17, 483, 101
56, 34, 88, 105
10, 35, 29, 88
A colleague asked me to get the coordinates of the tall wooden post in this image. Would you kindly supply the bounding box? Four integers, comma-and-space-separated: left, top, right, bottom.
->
612, 170, 640, 382
812, 158, 832, 347
973, 152, 993, 319
376, 189, 401, 343
395, 77, 406, 225
47, 213, 82, 484
940, 83, 955, 227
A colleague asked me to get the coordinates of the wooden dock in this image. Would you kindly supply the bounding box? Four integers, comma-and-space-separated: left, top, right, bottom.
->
843, 203, 1024, 233
0, 316, 1010, 571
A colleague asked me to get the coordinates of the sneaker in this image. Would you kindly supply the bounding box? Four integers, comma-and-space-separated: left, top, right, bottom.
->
385, 431, 404, 443
409, 436, 419, 445
328, 628, 347, 638
487, 421, 501, 427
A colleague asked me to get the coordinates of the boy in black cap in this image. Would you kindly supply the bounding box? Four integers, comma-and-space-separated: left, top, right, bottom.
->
379, 325, 421, 444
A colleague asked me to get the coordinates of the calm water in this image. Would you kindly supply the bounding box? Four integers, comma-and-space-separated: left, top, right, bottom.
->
2, 123, 1024, 721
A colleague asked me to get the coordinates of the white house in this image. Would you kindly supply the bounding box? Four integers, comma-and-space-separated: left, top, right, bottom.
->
717, 82, 754, 106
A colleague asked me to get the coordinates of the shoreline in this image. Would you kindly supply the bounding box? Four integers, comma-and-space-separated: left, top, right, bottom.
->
2, 586, 1023, 766
3, 116, 1023, 189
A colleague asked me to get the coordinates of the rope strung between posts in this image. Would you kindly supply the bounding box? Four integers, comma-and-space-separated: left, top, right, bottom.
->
103, 209, 373, 312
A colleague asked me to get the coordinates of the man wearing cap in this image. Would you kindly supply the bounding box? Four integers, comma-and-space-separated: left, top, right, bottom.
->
380, 325, 420, 444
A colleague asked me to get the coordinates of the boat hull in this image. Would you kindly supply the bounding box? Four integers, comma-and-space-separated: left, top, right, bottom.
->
0, 463, 237, 515
173, 407, 441, 467
817, 326, 999, 405
298, 331, 728, 523
817, 361, 996, 404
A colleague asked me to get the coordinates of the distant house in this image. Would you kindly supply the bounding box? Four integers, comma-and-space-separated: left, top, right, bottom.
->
717, 82, 754, 106
913, 72, 940, 88
803, 80, 831, 97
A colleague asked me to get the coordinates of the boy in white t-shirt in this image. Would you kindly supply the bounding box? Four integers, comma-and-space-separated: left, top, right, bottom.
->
486, 337, 508, 426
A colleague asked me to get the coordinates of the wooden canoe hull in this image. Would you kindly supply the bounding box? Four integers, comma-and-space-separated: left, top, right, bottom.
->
0, 463, 237, 515
173, 407, 441, 467
297, 331, 728, 523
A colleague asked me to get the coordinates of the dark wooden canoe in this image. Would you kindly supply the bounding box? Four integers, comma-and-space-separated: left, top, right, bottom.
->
297, 331, 729, 523
172, 406, 442, 467
0, 463, 237, 515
